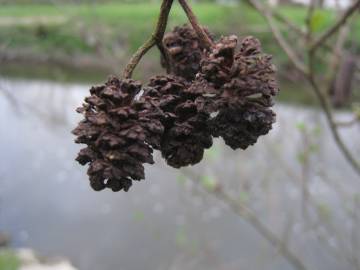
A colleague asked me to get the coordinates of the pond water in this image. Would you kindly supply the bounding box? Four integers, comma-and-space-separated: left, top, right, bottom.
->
0, 77, 359, 270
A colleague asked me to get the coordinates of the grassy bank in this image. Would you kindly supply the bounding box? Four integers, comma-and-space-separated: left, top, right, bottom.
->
0, 2, 359, 105
1, 2, 354, 57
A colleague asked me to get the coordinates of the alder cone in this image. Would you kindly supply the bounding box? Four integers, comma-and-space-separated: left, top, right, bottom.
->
72, 77, 161, 192
147, 75, 213, 168
210, 105, 275, 150
198, 35, 279, 149
162, 25, 212, 80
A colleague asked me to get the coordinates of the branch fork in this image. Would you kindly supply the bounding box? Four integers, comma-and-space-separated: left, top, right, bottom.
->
122, 0, 213, 79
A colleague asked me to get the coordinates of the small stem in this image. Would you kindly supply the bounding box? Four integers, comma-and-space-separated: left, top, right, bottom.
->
178, 0, 214, 48
182, 169, 309, 270
123, 0, 174, 78
304, 6, 360, 177
123, 37, 156, 79
310, 0, 360, 52
307, 50, 360, 176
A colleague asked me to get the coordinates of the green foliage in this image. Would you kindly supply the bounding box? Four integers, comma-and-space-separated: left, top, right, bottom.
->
175, 227, 188, 247
0, 250, 20, 270
296, 122, 306, 132
317, 203, 332, 222
133, 210, 145, 222
1, 3, 359, 66
310, 10, 330, 33
239, 191, 250, 204
1, 2, 359, 104
200, 175, 217, 191
176, 174, 187, 186
204, 145, 220, 161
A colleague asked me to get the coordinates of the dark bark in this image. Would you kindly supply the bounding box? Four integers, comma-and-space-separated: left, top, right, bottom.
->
330, 53, 356, 107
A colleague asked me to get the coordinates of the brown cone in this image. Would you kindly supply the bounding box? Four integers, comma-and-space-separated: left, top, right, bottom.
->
198, 35, 279, 149
72, 77, 159, 192
162, 25, 213, 81
147, 75, 213, 168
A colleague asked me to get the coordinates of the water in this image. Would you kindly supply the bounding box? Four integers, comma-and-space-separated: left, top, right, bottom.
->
0, 77, 359, 270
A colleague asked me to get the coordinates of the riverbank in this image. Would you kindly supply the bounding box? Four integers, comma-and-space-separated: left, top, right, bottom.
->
0, 3, 359, 105
0, 2, 353, 71
0, 248, 78, 270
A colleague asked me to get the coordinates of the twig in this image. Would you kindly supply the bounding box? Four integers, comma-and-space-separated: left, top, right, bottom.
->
181, 169, 309, 270
244, 0, 306, 37
305, 0, 316, 42
263, 12, 308, 75
304, 3, 360, 175
307, 71, 360, 174
0, 85, 19, 110
178, 0, 214, 48
122, 0, 174, 78
310, 0, 360, 51
240, 0, 308, 74
246, 0, 360, 175
335, 117, 359, 127
246, 0, 340, 56
325, 22, 350, 92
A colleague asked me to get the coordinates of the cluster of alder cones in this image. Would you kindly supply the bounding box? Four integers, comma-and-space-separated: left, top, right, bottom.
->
72, 25, 279, 192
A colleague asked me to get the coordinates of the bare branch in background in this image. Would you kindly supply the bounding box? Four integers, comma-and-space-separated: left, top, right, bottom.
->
240, 0, 308, 73
181, 169, 309, 270
307, 75, 360, 174
0, 84, 19, 111
243, 0, 306, 36
263, 12, 308, 75
335, 117, 359, 127
241, 0, 360, 175
305, 0, 317, 42
325, 21, 350, 91
311, 0, 360, 51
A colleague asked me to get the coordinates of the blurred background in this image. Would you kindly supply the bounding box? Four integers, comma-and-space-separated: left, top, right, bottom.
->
0, 0, 359, 270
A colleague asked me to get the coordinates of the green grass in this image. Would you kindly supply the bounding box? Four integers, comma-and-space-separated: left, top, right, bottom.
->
0, 250, 20, 270
0, 3, 243, 54
1, 3, 359, 54
0, 2, 359, 106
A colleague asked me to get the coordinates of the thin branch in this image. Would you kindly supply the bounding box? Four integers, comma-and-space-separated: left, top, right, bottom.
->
335, 118, 359, 127
181, 169, 309, 270
178, 0, 214, 48
122, 0, 174, 78
307, 71, 360, 175
311, 0, 360, 51
263, 12, 308, 75
324, 12, 351, 96
249, 0, 360, 176
245, 0, 341, 56
304, 4, 360, 176
239, 0, 308, 74
244, 0, 306, 36
122, 37, 156, 79
305, 0, 317, 42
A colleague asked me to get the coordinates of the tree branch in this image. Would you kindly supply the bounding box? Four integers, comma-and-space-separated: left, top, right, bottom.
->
263, 11, 308, 75
245, 0, 360, 176
181, 169, 309, 270
244, 0, 306, 37
239, 0, 308, 75
178, 0, 214, 48
122, 0, 174, 78
304, 4, 360, 176
311, 0, 360, 51
307, 56, 360, 175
